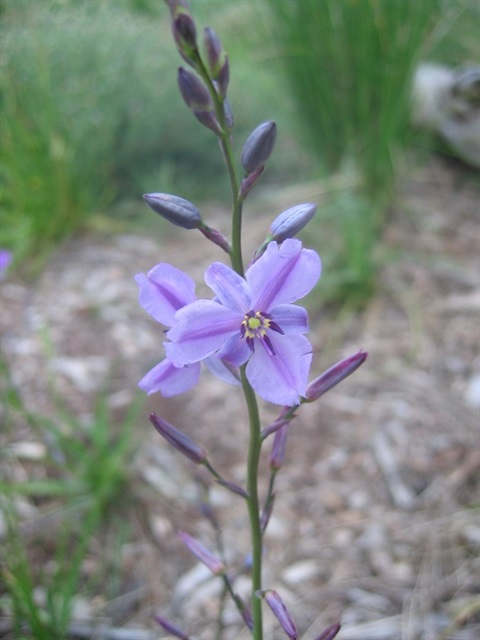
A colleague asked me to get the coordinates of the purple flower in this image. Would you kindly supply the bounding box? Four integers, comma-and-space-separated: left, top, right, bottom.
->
166, 239, 321, 405
257, 589, 298, 639
0, 249, 12, 279
135, 263, 238, 397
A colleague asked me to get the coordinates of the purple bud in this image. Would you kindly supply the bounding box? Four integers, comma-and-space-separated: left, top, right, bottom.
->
199, 224, 232, 254
169, 2, 199, 67
236, 594, 253, 631
143, 193, 202, 229
217, 55, 230, 98
178, 530, 225, 575
314, 623, 341, 640
155, 615, 190, 640
241, 121, 277, 174
223, 97, 234, 129
192, 109, 222, 135
269, 424, 289, 471
269, 203, 317, 242
305, 350, 368, 402
178, 67, 212, 111
260, 492, 275, 533
215, 477, 249, 499
203, 27, 224, 78
257, 589, 298, 639
149, 413, 207, 464
240, 166, 265, 199
0, 249, 12, 279
261, 406, 296, 439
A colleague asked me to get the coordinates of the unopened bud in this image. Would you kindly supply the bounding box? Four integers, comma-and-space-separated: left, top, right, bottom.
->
240, 166, 265, 200
241, 121, 277, 174
269, 424, 289, 471
215, 477, 249, 499
155, 615, 190, 640
203, 27, 225, 78
223, 97, 234, 128
192, 109, 222, 135
178, 530, 225, 575
199, 223, 232, 254
305, 350, 368, 402
167, 0, 199, 67
257, 589, 298, 640
217, 55, 230, 98
178, 67, 211, 111
269, 203, 317, 242
260, 493, 275, 534
149, 413, 207, 464
143, 193, 202, 229
314, 623, 341, 640
236, 594, 253, 631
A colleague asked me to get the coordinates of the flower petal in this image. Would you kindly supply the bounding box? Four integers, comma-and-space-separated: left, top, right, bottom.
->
271, 304, 309, 334
138, 358, 200, 396
216, 333, 251, 366
247, 239, 321, 310
135, 263, 196, 326
246, 333, 312, 405
166, 299, 242, 365
205, 262, 251, 312
203, 356, 240, 386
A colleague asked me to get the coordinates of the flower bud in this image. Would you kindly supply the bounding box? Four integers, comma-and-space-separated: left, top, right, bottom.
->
314, 623, 341, 640
269, 203, 317, 242
305, 350, 368, 402
199, 223, 232, 254
178, 530, 225, 575
241, 121, 277, 174
215, 477, 249, 499
223, 97, 234, 129
240, 166, 265, 199
149, 413, 207, 464
269, 424, 289, 471
203, 27, 225, 79
260, 493, 275, 534
257, 589, 298, 639
167, 1, 199, 67
192, 109, 222, 135
178, 67, 211, 111
236, 594, 253, 631
143, 193, 202, 229
217, 55, 230, 98
155, 615, 190, 640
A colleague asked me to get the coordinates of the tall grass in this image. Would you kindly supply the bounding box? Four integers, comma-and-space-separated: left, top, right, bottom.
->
265, 0, 441, 206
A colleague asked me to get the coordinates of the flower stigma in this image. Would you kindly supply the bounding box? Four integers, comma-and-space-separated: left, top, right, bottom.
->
240, 310, 284, 356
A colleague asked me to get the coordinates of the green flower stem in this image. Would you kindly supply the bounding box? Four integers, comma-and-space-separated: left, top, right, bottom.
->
196, 49, 262, 638
241, 366, 264, 639
195, 56, 244, 276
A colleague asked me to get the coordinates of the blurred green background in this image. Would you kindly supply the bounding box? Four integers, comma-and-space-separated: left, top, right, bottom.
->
1, 0, 478, 295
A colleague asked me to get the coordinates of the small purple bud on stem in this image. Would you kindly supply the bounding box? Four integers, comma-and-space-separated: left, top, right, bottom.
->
269, 203, 317, 242
149, 413, 207, 464
314, 622, 341, 640
214, 477, 249, 499
257, 589, 298, 639
178, 530, 225, 575
260, 492, 275, 534
178, 67, 212, 111
240, 166, 265, 199
199, 223, 232, 254
203, 27, 225, 79
166, 1, 199, 67
241, 121, 277, 174
269, 424, 289, 471
223, 97, 234, 128
305, 350, 368, 402
155, 615, 190, 640
143, 193, 202, 229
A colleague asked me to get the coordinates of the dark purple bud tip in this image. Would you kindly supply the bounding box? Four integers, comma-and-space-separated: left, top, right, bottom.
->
178, 67, 212, 111
305, 350, 368, 402
155, 615, 190, 640
241, 121, 277, 174
143, 193, 202, 229
269, 203, 317, 242
256, 589, 298, 639
314, 622, 341, 640
178, 530, 225, 575
269, 424, 289, 471
149, 413, 207, 464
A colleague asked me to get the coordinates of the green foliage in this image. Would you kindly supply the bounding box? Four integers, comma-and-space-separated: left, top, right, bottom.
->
1, 353, 142, 636
265, 0, 441, 203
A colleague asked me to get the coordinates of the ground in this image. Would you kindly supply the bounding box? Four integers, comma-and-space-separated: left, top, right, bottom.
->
0, 156, 479, 639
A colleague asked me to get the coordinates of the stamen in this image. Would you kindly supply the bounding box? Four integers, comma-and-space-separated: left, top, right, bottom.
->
240, 309, 283, 356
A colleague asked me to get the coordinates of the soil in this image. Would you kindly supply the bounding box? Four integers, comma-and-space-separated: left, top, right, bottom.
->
1, 156, 479, 640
